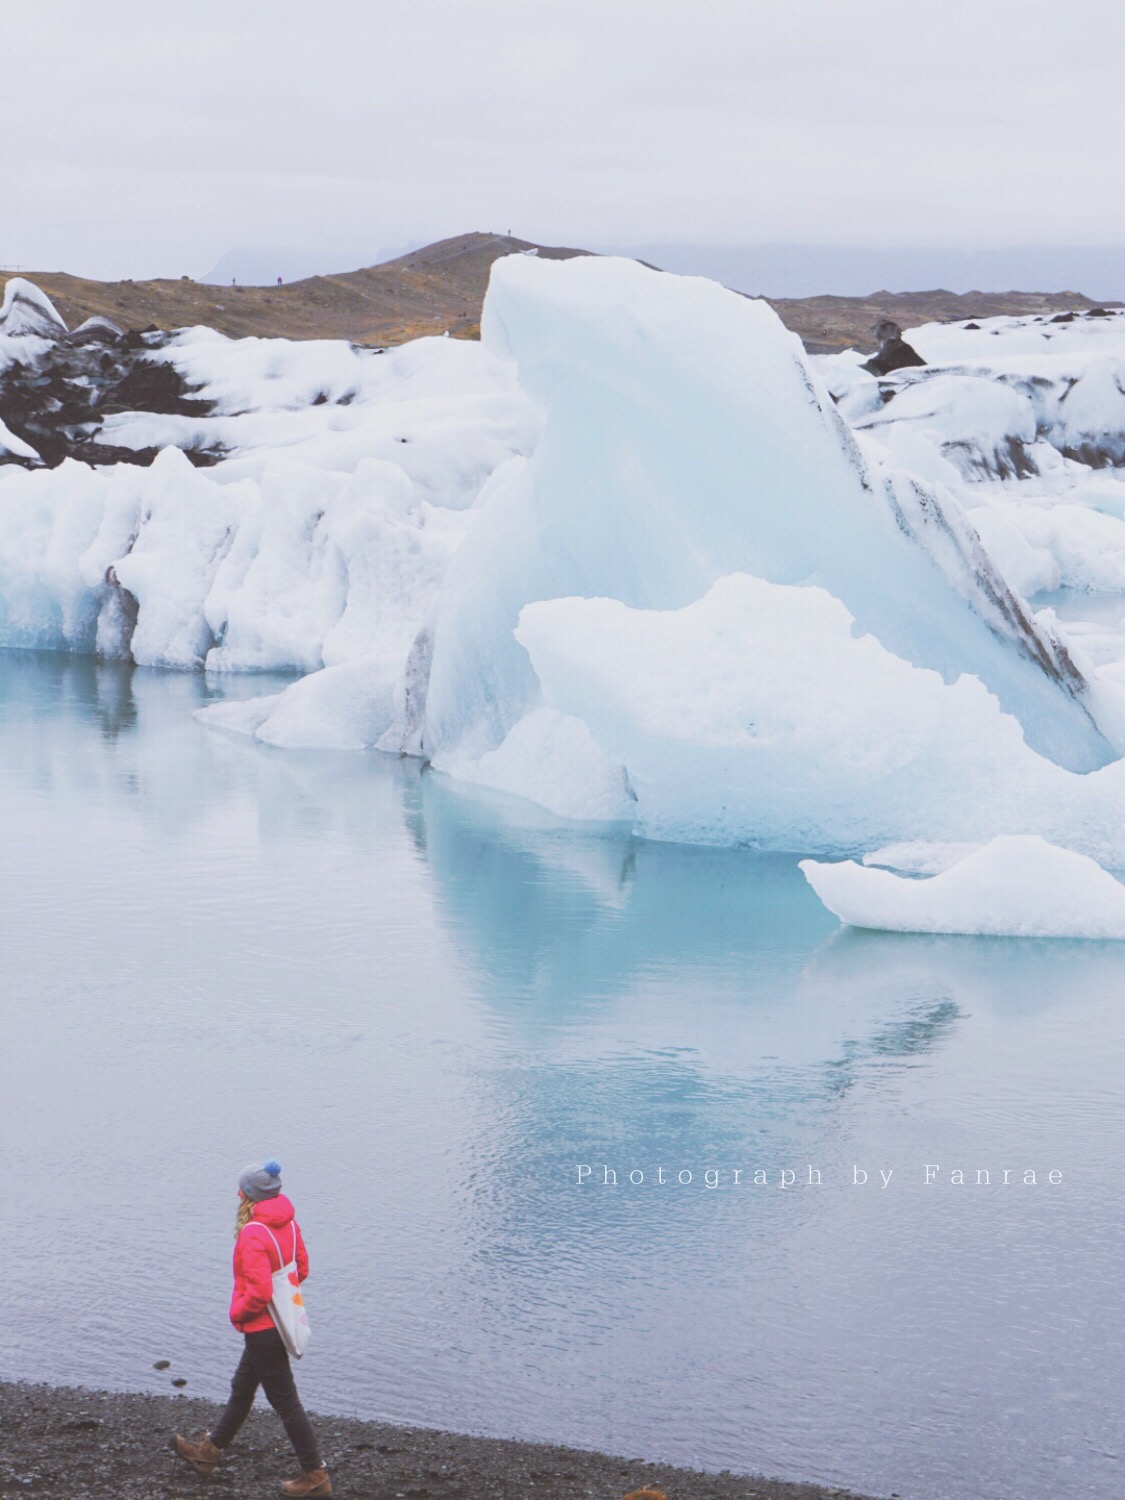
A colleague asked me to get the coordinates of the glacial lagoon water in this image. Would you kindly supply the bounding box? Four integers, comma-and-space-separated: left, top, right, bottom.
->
1, 650, 1121, 1500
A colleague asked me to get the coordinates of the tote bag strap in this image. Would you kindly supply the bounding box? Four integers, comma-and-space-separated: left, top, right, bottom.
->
243, 1220, 284, 1270
243, 1219, 298, 1271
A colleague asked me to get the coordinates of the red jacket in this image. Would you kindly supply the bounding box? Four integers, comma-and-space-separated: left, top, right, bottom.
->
230, 1193, 309, 1334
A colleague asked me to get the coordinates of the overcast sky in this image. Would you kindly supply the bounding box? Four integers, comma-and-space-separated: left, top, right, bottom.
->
4, 0, 1124, 280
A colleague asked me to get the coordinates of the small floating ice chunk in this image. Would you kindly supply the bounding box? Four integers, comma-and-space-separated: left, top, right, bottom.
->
193, 692, 279, 740
801, 835, 1125, 939
195, 656, 400, 749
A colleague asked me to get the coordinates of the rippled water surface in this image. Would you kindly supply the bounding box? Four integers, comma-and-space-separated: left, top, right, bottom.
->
1, 652, 1121, 1500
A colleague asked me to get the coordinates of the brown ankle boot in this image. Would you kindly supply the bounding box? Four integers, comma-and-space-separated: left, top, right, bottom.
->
171, 1430, 223, 1476
279, 1467, 332, 1497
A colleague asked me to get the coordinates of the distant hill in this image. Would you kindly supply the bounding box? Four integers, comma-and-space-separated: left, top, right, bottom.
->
7, 233, 1119, 354
765, 287, 1119, 354
608, 243, 1125, 302
10, 233, 587, 346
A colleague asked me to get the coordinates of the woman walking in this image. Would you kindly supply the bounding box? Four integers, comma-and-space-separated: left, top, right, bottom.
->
173, 1160, 331, 1496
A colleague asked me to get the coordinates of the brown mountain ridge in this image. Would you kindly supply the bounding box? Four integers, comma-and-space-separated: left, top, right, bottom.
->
7, 232, 1117, 353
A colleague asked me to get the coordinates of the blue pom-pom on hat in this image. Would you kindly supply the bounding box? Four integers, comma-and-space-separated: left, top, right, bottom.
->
263, 1159, 282, 1176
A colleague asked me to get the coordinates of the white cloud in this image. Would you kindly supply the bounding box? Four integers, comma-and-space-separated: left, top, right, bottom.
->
3, 0, 1124, 277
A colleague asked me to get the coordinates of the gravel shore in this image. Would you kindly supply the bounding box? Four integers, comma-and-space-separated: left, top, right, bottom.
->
0, 1382, 883, 1500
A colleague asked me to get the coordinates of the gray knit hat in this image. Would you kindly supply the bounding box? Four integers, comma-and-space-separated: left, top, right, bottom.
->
239, 1159, 282, 1202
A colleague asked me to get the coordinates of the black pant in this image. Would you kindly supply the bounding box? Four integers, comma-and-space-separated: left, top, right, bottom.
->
211, 1327, 322, 1471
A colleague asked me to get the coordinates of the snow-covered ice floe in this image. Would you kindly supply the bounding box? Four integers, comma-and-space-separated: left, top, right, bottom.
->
0, 328, 536, 672
457, 572, 1125, 864
800, 836, 1125, 940
816, 309, 1125, 604
7, 258, 1125, 871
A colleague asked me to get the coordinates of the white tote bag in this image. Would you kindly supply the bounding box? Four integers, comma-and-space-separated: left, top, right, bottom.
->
246, 1221, 312, 1359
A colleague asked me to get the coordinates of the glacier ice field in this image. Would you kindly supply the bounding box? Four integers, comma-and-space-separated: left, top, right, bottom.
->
5, 256, 1125, 933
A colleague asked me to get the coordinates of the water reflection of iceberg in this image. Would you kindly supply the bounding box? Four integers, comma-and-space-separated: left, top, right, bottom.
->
407, 774, 1125, 1500
408, 766, 978, 1210
414, 769, 960, 1058
409, 769, 1125, 1241
0, 648, 142, 739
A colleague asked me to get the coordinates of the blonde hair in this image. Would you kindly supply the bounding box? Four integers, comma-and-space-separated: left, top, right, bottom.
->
235, 1195, 254, 1238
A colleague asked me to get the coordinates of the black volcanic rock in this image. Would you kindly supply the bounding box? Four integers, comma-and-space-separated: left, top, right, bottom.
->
862, 317, 926, 375
104, 359, 212, 417
0, 284, 216, 469
67, 441, 222, 468
123, 326, 165, 350
0, 343, 217, 465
